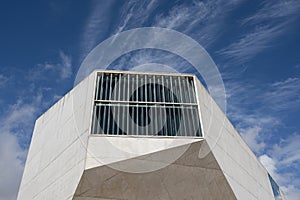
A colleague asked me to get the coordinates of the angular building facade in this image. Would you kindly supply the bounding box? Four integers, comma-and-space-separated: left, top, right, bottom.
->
18, 70, 285, 200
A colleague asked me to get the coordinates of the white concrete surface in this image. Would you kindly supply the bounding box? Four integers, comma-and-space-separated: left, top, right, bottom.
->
86, 136, 202, 170
17, 71, 96, 200
18, 70, 280, 199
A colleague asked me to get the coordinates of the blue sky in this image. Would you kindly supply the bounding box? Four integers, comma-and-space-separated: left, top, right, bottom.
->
0, 0, 299, 199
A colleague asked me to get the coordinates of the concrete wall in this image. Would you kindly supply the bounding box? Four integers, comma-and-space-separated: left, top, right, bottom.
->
86, 136, 202, 171
194, 78, 275, 200
17, 72, 96, 200
18, 70, 278, 199
75, 141, 237, 200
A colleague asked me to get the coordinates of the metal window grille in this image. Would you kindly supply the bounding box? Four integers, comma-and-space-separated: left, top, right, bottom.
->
91, 72, 202, 137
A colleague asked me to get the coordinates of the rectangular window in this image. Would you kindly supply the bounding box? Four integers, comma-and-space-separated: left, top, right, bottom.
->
92, 72, 202, 137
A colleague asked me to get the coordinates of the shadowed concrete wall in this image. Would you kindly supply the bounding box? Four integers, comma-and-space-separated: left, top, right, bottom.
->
74, 141, 237, 200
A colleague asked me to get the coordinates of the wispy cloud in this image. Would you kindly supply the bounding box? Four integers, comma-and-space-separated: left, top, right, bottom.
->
0, 74, 9, 88
154, 0, 244, 47
80, 0, 244, 67
59, 51, 72, 79
29, 50, 72, 81
219, 0, 300, 64
80, 0, 159, 60
242, 0, 300, 24
263, 77, 300, 111
225, 75, 300, 118
80, 0, 116, 59
219, 23, 287, 64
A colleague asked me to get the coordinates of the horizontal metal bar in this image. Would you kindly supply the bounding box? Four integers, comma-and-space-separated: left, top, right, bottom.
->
95, 103, 198, 109
94, 99, 197, 106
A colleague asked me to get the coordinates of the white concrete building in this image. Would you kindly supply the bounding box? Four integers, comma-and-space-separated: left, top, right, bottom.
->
18, 70, 285, 200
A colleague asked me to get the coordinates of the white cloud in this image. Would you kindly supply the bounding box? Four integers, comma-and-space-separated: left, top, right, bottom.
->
258, 133, 300, 200
273, 134, 300, 167
0, 133, 26, 200
281, 185, 300, 200
240, 126, 266, 153
0, 94, 43, 200
229, 111, 279, 154
259, 153, 300, 200
259, 154, 277, 178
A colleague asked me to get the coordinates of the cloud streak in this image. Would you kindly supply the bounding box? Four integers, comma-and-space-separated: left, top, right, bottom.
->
0, 74, 9, 88
219, 0, 300, 64
29, 50, 72, 81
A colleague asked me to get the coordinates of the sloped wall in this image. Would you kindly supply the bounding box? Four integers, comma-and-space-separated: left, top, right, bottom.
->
194, 78, 275, 200
17, 72, 96, 200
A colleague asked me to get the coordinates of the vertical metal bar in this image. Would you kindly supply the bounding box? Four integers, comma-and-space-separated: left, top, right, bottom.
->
99, 73, 104, 100
127, 74, 130, 100
148, 76, 153, 134
104, 75, 108, 100
136, 74, 139, 135
185, 78, 196, 136
140, 76, 144, 135
116, 74, 121, 135
148, 76, 152, 102
170, 76, 177, 136
126, 74, 130, 134
185, 77, 192, 103
144, 75, 148, 136
153, 75, 158, 135
181, 77, 186, 102
177, 76, 183, 103
97, 104, 101, 134
190, 78, 197, 103
102, 75, 109, 133
177, 76, 187, 136
183, 107, 189, 136
106, 74, 113, 133
92, 75, 100, 134
95, 74, 100, 100
109, 73, 113, 100
161, 76, 166, 136
193, 106, 200, 137
92, 105, 96, 133
97, 105, 102, 134
111, 76, 118, 134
